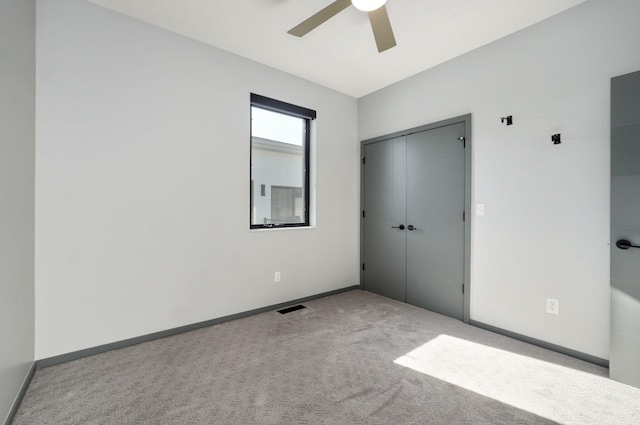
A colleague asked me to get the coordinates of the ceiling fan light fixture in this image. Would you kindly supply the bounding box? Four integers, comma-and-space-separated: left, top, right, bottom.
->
351, 0, 387, 12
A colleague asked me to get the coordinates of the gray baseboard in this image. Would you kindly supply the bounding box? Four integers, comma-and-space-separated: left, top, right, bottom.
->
37, 285, 360, 369
470, 319, 609, 368
4, 362, 36, 425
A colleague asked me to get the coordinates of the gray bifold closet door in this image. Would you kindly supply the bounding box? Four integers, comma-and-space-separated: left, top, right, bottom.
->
610, 70, 640, 388
362, 121, 466, 321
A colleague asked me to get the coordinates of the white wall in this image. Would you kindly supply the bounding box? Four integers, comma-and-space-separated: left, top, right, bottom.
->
35, 0, 359, 359
359, 0, 640, 360
0, 0, 36, 421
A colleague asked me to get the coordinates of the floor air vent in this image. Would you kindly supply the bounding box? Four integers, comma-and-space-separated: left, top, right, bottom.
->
278, 305, 306, 314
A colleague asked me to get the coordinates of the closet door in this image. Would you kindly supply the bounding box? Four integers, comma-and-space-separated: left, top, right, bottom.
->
361, 116, 469, 322
362, 137, 406, 302
406, 123, 466, 320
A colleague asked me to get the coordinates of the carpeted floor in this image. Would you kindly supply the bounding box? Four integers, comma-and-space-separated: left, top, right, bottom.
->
13, 290, 640, 424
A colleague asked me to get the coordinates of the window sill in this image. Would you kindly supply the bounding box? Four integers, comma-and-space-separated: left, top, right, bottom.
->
250, 225, 316, 233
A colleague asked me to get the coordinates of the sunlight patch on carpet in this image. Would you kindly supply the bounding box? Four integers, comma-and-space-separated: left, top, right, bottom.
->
394, 335, 634, 424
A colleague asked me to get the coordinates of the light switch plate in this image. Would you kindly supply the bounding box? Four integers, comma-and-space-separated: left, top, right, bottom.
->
476, 203, 485, 216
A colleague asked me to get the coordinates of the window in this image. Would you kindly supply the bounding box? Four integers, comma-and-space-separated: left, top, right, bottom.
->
250, 94, 315, 228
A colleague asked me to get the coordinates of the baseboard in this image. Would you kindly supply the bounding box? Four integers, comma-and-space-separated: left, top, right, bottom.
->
4, 362, 36, 425
37, 285, 360, 369
470, 319, 609, 368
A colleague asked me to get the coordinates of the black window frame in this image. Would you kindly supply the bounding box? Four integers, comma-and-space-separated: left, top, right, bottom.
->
250, 93, 315, 229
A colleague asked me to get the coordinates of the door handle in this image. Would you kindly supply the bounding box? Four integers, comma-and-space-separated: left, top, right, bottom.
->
616, 239, 640, 250
391, 224, 405, 230
407, 225, 418, 231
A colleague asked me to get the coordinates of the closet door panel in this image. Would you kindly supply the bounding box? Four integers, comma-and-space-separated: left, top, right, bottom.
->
406, 123, 466, 320
362, 137, 407, 302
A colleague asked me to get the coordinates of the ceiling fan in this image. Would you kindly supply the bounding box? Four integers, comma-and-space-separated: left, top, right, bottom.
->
288, 0, 396, 53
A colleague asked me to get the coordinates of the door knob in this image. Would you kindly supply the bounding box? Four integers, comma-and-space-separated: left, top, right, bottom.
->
407, 225, 418, 231
391, 224, 405, 230
616, 239, 640, 250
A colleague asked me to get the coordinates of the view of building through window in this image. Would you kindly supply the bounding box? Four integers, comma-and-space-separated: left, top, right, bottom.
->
250, 102, 310, 227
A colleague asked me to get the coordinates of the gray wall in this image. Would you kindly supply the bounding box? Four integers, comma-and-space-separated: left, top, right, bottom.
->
359, 0, 640, 360
35, 0, 359, 359
0, 0, 36, 422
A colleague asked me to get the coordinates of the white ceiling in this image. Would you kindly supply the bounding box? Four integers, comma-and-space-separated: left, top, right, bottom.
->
87, 0, 587, 98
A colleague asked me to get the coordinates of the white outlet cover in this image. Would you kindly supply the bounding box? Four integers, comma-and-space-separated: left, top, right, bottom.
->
476, 203, 485, 216
546, 298, 559, 315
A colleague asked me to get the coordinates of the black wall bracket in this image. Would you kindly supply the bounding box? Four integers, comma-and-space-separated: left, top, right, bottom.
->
500, 116, 513, 125
551, 133, 561, 144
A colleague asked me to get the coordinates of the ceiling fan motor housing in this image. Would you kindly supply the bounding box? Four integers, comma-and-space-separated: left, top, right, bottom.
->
352, 0, 387, 12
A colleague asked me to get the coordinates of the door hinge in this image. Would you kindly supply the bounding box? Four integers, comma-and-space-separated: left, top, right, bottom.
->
463, 211, 465, 221
458, 136, 466, 148
362, 210, 366, 218
362, 263, 365, 271
462, 284, 465, 294
362, 156, 366, 165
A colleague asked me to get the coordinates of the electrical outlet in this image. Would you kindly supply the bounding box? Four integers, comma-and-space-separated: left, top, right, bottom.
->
546, 298, 559, 315
274, 272, 281, 283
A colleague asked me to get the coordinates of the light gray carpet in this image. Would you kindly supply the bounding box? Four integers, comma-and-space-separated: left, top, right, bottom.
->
13, 290, 640, 424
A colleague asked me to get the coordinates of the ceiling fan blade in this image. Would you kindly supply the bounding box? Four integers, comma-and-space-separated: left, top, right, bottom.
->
288, 0, 352, 37
369, 5, 396, 52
